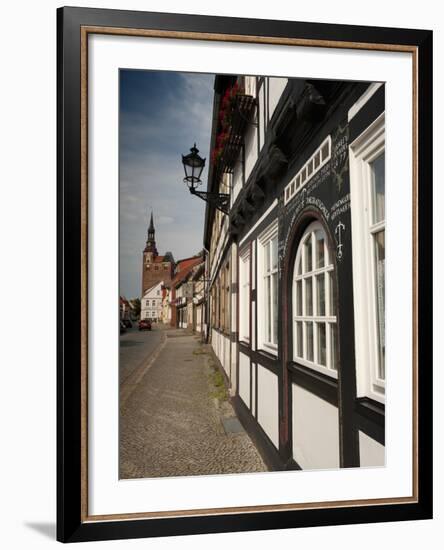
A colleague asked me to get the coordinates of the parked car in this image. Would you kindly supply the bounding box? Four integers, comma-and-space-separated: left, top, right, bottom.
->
138, 319, 152, 331
122, 319, 133, 328
119, 320, 127, 334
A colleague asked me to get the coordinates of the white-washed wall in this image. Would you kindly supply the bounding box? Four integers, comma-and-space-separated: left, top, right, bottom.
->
223, 334, 231, 378
251, 242, 256, 350
232, 162, 243, 204
257, 365, 279, 448
251, 363, 257, 417
359, 431, 385, 467
258, 83, 266, 150
196, 306, 202, 332
212, 329, 231, 379
268, 78, 288, 119
239, 352, 250, 409
244, 123, 258, 183
292, 384, 340, 469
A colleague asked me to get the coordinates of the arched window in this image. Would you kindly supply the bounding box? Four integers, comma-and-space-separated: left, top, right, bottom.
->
293, 221, 337, 377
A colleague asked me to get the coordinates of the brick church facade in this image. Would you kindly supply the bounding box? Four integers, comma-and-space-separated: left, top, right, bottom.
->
141, 212, 175, 296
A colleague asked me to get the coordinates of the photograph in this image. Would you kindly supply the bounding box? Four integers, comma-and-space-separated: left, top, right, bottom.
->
118, 69, 386, 479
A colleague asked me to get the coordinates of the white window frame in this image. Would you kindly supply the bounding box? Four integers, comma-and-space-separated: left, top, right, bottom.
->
292, 220, 338, 378
244, 75, 257, 97
257, 220, 279, 355
239, 245, 251, 343
349, 113, 385, 403
284, 136, 332, 205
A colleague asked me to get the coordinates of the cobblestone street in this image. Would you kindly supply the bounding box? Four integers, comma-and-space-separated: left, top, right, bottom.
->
119, 328, 267, 479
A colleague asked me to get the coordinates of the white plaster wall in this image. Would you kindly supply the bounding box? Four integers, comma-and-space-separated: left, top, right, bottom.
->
244, 122, 258, 182
223, 334, 231, 378
292, 384, 340, 470
232, 162, 242, 204
359, 431, 385, 467
258, 83, 266, 150
268, 77, 288, 119
257, 365, 279, 448
251, 363, 257, 417
211, 329, 219, 361
239, 352, 251, 408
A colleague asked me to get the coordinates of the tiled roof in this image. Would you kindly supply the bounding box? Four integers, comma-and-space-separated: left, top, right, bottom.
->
172, 257, 202, 286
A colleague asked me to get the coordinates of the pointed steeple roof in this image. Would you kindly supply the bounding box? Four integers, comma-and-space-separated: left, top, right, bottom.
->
144, 210, 158, 255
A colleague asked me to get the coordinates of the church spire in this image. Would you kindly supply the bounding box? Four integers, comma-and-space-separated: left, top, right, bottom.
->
144, 210, 157, 256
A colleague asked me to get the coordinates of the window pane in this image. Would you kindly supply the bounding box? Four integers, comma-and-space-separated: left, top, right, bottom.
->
267, 275, 271, 342
328, 272, 336, 316
307, 159, 313, 176
304, 236, 312, 272
265, 242, 270, 272
296, 255, 302, 275
315, 231, 325, 268
317, 323, 326, 366
316, 274, 325, 316
305, 277, 313, 316
271, 237, 278, 270
296, 280, 302, 316
321, 140, 329, 161
371, 153, 385, 224
306, 322, 314, 361
374, 230, 385, 380
330, 324, 337, 370
296, 322, 303, 358
272, 272, 278, 343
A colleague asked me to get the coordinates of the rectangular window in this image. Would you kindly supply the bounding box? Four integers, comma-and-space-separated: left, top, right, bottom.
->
284, 136, 332, 204
224, 263, 230, 333
258, 221, 278, 352
349, 113, 385, 403
239, 247, 251, 343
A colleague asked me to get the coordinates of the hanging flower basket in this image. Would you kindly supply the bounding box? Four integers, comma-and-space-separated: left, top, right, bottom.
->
211, 82, 256, 175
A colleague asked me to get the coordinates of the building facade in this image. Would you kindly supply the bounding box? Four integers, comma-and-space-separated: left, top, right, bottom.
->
204, 75, 385, 470
141, 280, 164, 322
170, 255, 204, 329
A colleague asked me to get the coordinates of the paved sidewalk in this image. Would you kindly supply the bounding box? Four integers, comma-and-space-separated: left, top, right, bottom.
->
120, 330, 267, 479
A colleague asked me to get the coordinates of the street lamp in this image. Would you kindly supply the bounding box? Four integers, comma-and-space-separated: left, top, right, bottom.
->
181, 143, 230, 215
182, 143, 206, 190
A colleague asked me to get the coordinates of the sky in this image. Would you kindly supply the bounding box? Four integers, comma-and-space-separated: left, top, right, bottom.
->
119, 70, 215, 299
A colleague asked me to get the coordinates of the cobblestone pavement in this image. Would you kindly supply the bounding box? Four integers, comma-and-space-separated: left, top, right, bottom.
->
120, 330, 267, 478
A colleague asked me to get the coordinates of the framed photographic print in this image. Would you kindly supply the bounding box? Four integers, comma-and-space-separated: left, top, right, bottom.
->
57, 6, 433, 543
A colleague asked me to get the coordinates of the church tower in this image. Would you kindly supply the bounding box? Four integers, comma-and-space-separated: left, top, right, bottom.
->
144, 212, 158, 262
141, 211, 174, 296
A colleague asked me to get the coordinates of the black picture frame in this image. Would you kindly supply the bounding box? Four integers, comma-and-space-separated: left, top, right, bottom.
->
57, 6, 433, 543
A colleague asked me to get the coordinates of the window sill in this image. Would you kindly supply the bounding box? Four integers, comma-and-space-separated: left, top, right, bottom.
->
292, 357, 338, 379
259, 344, 278, 358
355, 396, 385, 426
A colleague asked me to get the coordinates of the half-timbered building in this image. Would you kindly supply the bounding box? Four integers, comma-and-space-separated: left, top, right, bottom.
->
204, 74, 385, 470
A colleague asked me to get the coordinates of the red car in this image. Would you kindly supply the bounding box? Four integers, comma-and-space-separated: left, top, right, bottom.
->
138, 319, 152, 331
